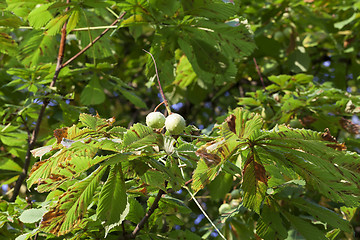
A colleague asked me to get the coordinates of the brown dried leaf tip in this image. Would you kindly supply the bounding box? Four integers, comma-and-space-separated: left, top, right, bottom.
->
321, 128, 337, 143
243, 157, 268, 185
226, 114, 236, 134
322, 128, 347, 151
340, 117, 360, 135
54, 127, 68, 144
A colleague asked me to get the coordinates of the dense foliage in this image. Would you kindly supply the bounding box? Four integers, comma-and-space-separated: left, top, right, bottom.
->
0, 0, 360, 239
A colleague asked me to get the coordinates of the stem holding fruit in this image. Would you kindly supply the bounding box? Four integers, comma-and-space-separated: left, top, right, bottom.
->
143, 49, 172, 115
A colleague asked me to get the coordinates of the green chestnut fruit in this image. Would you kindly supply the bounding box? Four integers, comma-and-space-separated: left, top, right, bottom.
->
165, 113, 186, 135
219, 203, 231, 214
146, 112, 165, 128
230, 189, 241, 199
261, 107, 274, 120
283, 27, 292, 38
274, 31, 285, 42
230, 199, 240, 209
289, 118, 303, 128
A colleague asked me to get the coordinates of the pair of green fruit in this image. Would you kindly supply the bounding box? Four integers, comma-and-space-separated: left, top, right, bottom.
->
146, 112, 186, 135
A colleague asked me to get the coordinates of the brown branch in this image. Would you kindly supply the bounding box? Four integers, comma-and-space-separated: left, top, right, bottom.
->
61, 11, 126, 68
253, 57, 266, 90
128, 189, 165, 238
10, 1, 71, 201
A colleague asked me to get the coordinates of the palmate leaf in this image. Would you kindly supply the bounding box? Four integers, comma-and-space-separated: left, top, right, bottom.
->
242, 153, 267, 214
255, 125, 360, 207
191, 159, 219, 192
181, 0, 238, 20
75, 9, 113, 59
291, 198, 352, 233
28, 140, 98, 189
35, 154, 117, 193
192, 108, 262, 192
80, 78, 106, 105
40, 166, 107, 236
78, 113, 114, 130
0, 32, 18, 56
28, 2, 54, 29
178, 19, 255, 85
123, 123, 160, 150
97, 164, 129, 237
282, 210, 328, 240
17, 31, 57, 67
256, 204, 287, 240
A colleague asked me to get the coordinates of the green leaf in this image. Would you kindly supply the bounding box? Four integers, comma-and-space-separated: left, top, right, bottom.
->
0, 131, 27, 147
178, 19, 255, 85
222, 107, 263, 140
28, 3, 54, 29
286, 47, 310, 73
256, 126, 360, 207
126, 197, 145, 224
142, 169, 167, 191
123, 123, 159, 149
241, 153, 267, 213
5, 0, 41, 18
0, 158, 22, 172
207, 172, 233, 201
145, 32, 176, 86
291, 198, 352, 233
256, 204, 287, 240
282, 211, 327, 240
27, 140, 98, 189
79, 113, 108, 130
18, 31, 57, 67
0, 13, 22, 28
191, 159, 219, 192
44, 13, 70, 36
66, 8, 80, 33
174, 55, 197, 88
168, 230, 202, 240
75, 10, 113, 59
334, 12, 357, 29
80, 78, 106, 105
40, 166, 107, 236
149, 0, 180, 17
19, 208, 47, 223
0, 33, 18, 56
97, 164, 129, 237
35, 154, 116, 193
119, 88, 147, 109
181, 0, 238, 20
14, 228, 40, 240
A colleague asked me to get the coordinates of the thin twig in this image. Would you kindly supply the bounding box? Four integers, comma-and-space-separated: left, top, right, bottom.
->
10, 1, 71, 202
153, 101, 165, 112
19, 115, 31, 138
142, 49, 172, 115
129, 189, 165, 238
184, 187, 226, 240
253, 57, 266, 90
178, 160, 226, 240
62, 11, 126, 68
0, 25, 118, 31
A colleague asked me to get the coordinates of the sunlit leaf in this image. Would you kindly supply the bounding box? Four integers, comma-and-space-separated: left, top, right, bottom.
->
97, 164, 129, 237
40, 166, 107, 236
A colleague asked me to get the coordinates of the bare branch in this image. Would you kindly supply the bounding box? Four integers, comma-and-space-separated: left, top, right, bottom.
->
253, 57, 266, 90
61, 11, 126, 68
129, 189, 165, 238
